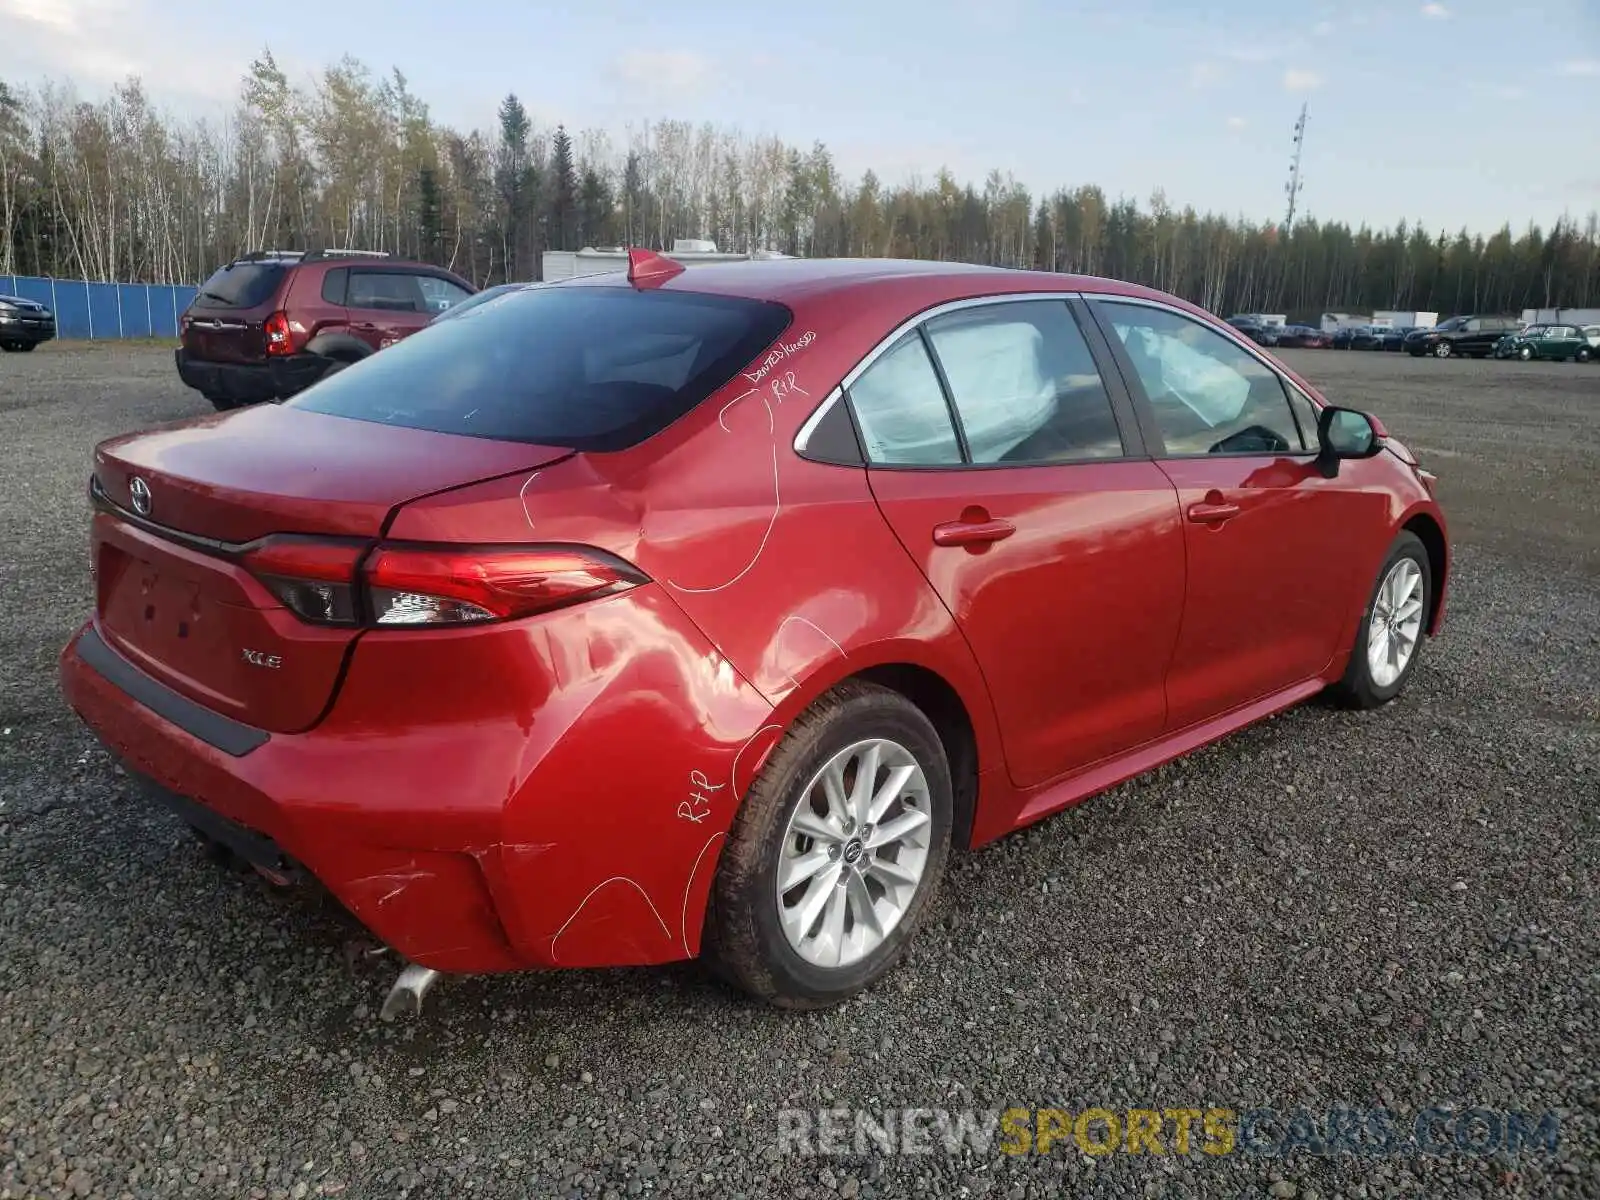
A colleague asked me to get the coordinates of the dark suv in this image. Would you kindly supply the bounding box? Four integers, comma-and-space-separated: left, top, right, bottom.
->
176, 250, 477, 410
1404, 315, 1522, 359
0, 293, 57, 351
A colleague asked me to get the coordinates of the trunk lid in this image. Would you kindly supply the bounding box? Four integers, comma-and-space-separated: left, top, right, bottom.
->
182, 312, 267, 363
91, 405, 572, 732
181, 260, 295, 363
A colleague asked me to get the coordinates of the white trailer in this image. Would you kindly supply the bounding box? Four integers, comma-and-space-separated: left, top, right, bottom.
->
1521, 307, 1600, 327
1371, 310, 1438, 330
1320, 312, 1370, 333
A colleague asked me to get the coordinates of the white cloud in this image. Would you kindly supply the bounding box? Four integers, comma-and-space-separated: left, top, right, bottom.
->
1227, 43, 1288, 64
1283, 68, 1324, 91
0, 0, 244, 106
1226, 116, 1248, 129
610, 50, 711, 98
1312, 20, 1335, 35
1559, 59, 1599, 77
1190, 61, 1224, 89
1421, 2, 1449, 16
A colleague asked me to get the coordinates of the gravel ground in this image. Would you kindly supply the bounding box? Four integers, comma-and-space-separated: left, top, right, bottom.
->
1, 344, 1597, 1200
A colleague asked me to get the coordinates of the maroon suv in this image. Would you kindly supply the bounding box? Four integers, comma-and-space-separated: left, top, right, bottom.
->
176, 250, 477, 410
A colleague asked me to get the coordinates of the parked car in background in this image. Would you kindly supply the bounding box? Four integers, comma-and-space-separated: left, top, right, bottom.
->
0, 293, 57, 352
175, 250, 478, 411
61, 252, 1449, 1013
1405, 315, 1521, 358
1225, 314, 1280, 346
1274, 324, 1332, 349
1582, 326, 1600, 357
1376, 327, 1416, 352
1492, 323, 1594, 362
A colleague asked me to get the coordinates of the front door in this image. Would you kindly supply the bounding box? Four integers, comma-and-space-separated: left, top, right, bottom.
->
1089, 298, 1392, 729
847, 299, 1186, 789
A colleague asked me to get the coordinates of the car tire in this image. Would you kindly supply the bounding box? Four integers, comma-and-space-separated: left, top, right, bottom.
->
1575, 347, 1590, 363
703, 681, 953, 1008
1331, 531, 1432, 710
1433, 342, 1452, 358
1517, 345, 1533, 361
0, 342, 18, 352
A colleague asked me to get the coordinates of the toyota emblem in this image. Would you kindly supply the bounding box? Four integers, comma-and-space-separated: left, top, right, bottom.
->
129, 477, 152, 516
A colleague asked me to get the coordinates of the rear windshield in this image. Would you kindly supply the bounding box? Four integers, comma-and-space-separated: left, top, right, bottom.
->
194, 262, 290, 309
287, 284, 792, 451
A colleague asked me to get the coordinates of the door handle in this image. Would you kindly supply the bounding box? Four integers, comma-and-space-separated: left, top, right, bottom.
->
1186, 501, 1241, 523
932, 518, 1016, 547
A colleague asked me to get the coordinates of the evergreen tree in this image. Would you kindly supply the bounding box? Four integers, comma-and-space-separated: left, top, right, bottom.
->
547, 124, 578, 251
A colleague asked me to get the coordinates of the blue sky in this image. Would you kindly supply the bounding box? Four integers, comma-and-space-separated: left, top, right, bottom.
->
2, 0, 1596, 234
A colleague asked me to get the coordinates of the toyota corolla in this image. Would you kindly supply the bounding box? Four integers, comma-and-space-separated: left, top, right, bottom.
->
60, 252, 1449, 1014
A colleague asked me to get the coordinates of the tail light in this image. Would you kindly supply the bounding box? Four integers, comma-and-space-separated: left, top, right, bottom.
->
242, 537, 364, 625
263, 311, 293, 356
241, 537, 644, 628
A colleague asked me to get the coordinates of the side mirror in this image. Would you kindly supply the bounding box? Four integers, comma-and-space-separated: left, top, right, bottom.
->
1316, 406, 1384, 478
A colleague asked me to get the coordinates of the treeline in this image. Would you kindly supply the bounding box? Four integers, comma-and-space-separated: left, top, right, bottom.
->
2, 53, 1598, 318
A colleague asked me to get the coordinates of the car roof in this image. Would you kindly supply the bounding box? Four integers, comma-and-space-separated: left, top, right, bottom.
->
562, 256, 1187, 312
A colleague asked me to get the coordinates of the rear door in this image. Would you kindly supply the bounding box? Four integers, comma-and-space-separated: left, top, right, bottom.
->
850, 297, 1187, 789
1088, 297, 1392, 729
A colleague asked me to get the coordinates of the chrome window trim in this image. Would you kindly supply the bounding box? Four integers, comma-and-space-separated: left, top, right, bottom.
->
793, 291, 1086, 456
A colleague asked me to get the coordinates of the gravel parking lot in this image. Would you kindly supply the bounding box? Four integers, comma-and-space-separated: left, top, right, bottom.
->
1, 344, 1597, 1200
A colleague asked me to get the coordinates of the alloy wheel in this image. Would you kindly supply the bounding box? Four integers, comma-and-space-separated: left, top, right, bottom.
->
775, 738, 932, 969
1367, 558, 1425, 689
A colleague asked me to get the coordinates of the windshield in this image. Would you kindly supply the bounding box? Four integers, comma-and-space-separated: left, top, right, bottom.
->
288, 284, 792, 451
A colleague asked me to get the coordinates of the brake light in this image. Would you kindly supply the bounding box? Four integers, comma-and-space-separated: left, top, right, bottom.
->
365, 545, 645, 625
263, 311, 292, 356
241, 539, 645, 627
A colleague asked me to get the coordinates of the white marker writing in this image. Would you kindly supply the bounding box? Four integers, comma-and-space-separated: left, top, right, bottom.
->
743, 330, 817, 385
678, 768, 725, 823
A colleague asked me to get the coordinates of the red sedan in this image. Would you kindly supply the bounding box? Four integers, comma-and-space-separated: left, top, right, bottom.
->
60, 253, 1449, 1013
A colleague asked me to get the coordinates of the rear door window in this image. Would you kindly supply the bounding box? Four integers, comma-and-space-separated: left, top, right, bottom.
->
287, 284, 791, 451
923, 301, 1125, 463
847, 332, 964, 465
194, 262, 289, 309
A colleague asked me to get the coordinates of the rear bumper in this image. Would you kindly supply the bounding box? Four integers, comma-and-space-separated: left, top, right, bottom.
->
174, 348, 327, 403
58, 587, 779, 976
61, 622, 524, 973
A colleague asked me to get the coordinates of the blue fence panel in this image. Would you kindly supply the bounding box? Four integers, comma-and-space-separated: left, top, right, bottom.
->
54, 280, 91, 339
87, 283, 121, 338
2, 274, 202, 339
118, 284, 152, 339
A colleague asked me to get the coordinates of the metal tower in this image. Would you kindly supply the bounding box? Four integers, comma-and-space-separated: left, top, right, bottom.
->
1284, 103, 1308, 231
